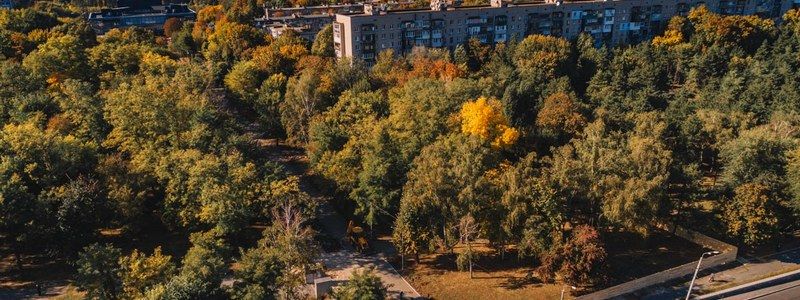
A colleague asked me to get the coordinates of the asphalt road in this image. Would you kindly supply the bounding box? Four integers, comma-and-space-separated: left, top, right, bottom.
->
723, 279, 800, 300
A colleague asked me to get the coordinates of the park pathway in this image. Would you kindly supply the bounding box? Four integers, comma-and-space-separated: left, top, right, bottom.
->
262, 142, 420, 299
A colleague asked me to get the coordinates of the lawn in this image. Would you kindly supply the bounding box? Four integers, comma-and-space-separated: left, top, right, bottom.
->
397, 227, 711, 299
402, 243, 567, 300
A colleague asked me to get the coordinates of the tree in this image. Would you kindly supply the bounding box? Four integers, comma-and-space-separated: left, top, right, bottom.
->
537, 225, 606, 286
153, 230, 229, 299
311, 24, 333, 57
163, 18, 183, 37
280, 68, 331, 144
39, 177, 107, 256
0, 8, 58, 33
536, 92, 587, 136
0, 120, 96, 259
224, 0, 260, 24
586, 46, 669, 118
256, 73, 288, 136
720, 124, 796, 188
687, 5, 776, 54
22, 34, 91, 83
330, 268, 388, 300
204, 21, 266, 63
262, 198, 319, 298
723, 182, 782, 246
513, 34, 571, 77
499, 153, 564, 258
456, 215, 480, 279
192, 5, 224, 42
394, 134, 497, 253
52, 79, 108, 144
547, 114, 672, 234
231, 246, 284, 300
787, 148, 800, 212
224, 60, 262, 103
460, 97, 520, 149
76, 243, 122, 300
118, 247, 177, 299
169, 23, 197, 57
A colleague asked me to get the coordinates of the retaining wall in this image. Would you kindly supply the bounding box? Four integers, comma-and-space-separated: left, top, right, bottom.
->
576, 223, 737, 300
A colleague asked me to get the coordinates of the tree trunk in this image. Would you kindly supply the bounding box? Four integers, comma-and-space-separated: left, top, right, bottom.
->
468, 240, 473, 279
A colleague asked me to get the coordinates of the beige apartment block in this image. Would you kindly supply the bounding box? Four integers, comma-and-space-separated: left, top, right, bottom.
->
333, 0, 799, 63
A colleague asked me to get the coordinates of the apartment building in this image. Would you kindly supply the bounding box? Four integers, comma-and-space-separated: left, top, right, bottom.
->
333, 0, 799, 63
87, 4, 196, 35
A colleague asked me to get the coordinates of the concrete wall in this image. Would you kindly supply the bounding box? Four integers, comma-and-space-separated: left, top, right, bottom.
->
576, 223, 737, 300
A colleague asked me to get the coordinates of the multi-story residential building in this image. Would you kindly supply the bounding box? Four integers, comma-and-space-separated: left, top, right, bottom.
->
333, 0, 797, 63
256, 2, 418, 42
87, 4, 196, 35
0, 0, 12, 9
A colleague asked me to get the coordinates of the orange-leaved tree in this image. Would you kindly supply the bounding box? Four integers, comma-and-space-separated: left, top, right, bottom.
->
460, 97, 519, 149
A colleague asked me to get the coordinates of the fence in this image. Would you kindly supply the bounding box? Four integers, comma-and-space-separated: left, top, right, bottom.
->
576, 223, 737, 300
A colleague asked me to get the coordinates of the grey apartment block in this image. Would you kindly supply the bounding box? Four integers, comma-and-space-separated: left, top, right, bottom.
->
333, 0, 800, 63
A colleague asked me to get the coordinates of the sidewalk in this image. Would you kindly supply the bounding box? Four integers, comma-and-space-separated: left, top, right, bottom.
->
697, 268, 800, 299
638, 247, 800, 299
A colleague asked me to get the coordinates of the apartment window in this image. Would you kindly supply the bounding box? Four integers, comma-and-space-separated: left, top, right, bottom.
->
382, 34, 386, 38
355, 36, 359, 42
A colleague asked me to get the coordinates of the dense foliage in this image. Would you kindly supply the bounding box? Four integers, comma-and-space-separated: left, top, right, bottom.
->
3, 2, 800, 297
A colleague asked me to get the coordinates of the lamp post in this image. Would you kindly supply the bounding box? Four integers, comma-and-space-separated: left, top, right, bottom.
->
685, 251, 721, 300
560, 285, 576, 300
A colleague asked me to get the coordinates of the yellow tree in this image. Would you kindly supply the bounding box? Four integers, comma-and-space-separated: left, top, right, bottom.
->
460, 97, 519, 149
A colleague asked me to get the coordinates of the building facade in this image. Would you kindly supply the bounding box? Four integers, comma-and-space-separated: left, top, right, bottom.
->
333, 0, 800, 63
87, 4, 196, 35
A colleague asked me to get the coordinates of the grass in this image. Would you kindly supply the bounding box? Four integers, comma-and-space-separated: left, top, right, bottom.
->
403, 243, 569, 300
52, 286, 85, 300
397, 227, 711, 299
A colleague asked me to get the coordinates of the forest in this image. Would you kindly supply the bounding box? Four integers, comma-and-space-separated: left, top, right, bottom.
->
2, 0, 800, 299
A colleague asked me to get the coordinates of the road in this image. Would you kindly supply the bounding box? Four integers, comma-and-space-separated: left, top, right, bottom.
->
722, 279, 800, 300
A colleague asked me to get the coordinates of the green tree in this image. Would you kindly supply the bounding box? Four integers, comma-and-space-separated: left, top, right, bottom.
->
23, 34, 92, 83
499, 153, 564, 258
548, 113, 672, 234
118, 247, 177, 299
153, 230, 229, 299
720, 124, 797, 188
394, 134, 497, 252
311, 24, 333, 57
204, 21, 266, 64
224, 0, 260, 24
0, 120, 96, 258
330, 268, 388, 300
76, 243, 122, 300
39, 177, 107, 256
723, 182, 782, 246
231, 246, 284, 300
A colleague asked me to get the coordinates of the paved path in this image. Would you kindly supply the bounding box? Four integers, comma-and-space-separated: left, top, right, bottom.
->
312, 194, 420, 299
268, 144, 420, 299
